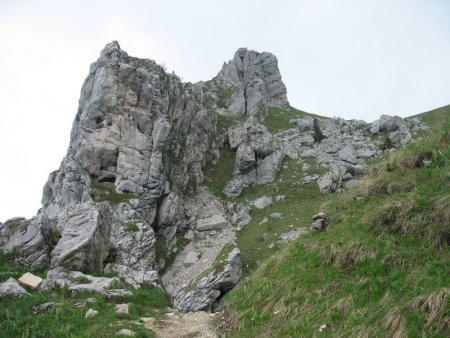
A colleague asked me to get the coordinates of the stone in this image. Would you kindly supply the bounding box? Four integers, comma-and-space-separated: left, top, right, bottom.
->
115, 303, 130, 315
196, 215, 229, 232
103, 264, 159, 289
32, 302, 54, 314
250, 196, 273, 209
105, 289, 133, 299
85, 309, 98, 318
117, 329, 136, 337
290, 117, 314, 131
259, 217, 269, 225
174, 248, 241, 312
275, 195, 286, 202
277, 228, 307, 244
50, 202, 113, 272
183, 252, 199, 267
270, 213, 283, 219
311, 219, 327, 231
317, 173, 335, 193
226, 203, 252, 227
312, 212, 327, 221
0, 278, 30, 298
39, 267, 118, 293
338, 146, 358, 164
18, 272, 43, 289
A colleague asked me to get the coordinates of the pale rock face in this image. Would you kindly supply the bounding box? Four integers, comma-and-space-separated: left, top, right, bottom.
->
174, 248, 241, 312
215, 47, 289, 122
2, 41, 217, 272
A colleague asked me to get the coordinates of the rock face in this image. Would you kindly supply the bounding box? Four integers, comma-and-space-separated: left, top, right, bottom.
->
173, 248, 242, 312
214, 48, 289, 122
0, 41, 427, 314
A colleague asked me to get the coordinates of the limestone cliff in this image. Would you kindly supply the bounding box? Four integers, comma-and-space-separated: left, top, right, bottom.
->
0, 42, 427, 312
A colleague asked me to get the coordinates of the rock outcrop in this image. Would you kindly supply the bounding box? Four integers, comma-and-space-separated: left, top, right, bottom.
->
0, 41, 427, 314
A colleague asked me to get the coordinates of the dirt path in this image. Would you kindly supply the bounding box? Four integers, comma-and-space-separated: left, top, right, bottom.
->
141, 311, 219, 338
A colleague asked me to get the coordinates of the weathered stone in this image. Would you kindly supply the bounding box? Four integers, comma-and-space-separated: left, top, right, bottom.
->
277, 228, 307, 244
39, 267, 118, 293
105, 289, 133, 299
115, 303, 130, 315
196, 215, 228, 232
32, 302, 54, 314
103, 264, 159, 289
0, 278, 29, 298
250, 196, 272, 209
174, 248, 241, 312
85, 309, 98, 318
117, 329, 136, 337
275, 195, 286, 202
18, 272, 43, 289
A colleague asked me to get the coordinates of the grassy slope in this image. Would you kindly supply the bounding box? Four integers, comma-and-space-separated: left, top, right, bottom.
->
0, 256, 170, 338
223, 106, 450, 337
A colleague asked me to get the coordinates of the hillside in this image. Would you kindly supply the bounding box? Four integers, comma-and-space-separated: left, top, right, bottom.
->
0, 41, 448, 338
223, 108, 450, 337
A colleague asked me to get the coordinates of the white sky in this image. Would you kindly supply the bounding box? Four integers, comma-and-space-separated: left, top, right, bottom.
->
0, 0, 449, 221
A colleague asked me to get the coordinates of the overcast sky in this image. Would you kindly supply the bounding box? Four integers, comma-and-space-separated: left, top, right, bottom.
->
0, 0, 449, 221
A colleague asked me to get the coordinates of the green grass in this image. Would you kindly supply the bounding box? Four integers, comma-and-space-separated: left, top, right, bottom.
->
264, 106, 325, 134
204, 147, 236, 198
89, 182, 136, 203
123, 222, 139, 233
0, 253, 170, 338
216, 86, 234, 109
412, 104, 450, 129
225, 114, 450, 337
155, 234, 190, 275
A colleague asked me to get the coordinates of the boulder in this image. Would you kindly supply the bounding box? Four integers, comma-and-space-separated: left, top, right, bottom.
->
39, 267, 118, 293
196, 215, 229, 232
174, 248, 241, 312
85, 309, 98, 318
18, 272, 43, 289
250, 196, 273, 209
0, 278, 29, 298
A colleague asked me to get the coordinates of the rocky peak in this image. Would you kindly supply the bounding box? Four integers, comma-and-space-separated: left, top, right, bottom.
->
213, 47, 289, 123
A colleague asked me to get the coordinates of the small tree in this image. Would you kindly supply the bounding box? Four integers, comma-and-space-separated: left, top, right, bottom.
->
313, 118, 326, 143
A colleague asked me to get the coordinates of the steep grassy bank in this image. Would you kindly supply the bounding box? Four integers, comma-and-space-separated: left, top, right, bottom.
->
225, 108, 450, 337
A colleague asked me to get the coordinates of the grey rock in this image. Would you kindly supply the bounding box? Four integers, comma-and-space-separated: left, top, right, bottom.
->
174, 248, 241, 312
105, 289, 133, 299
103, 264, 159, 289
226, 203, 251, 227
50, 202, 112, 272
196, 215, 229, 231
215, 48, 289, 117
311, 219, 327, 231
259, 216, 269, 225
312, 212, 327, 221
338, 146, 358, 164
380, 115, 406, 132
277, 228, 307, 244
275, 195, 286, 202
270, 213, 283, 219
0, 278, 30, 298
183, 252, 199, 267
290, 117, 314, 131
115, 303, 130, 315
250, 196, 272, 209
117, 329, 136, 337
32, 302, 55, 314
39, 267, 118, 293
85, 309, 98, 318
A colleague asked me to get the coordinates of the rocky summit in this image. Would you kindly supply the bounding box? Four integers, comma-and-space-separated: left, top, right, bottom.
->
0, 41, 428, 313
